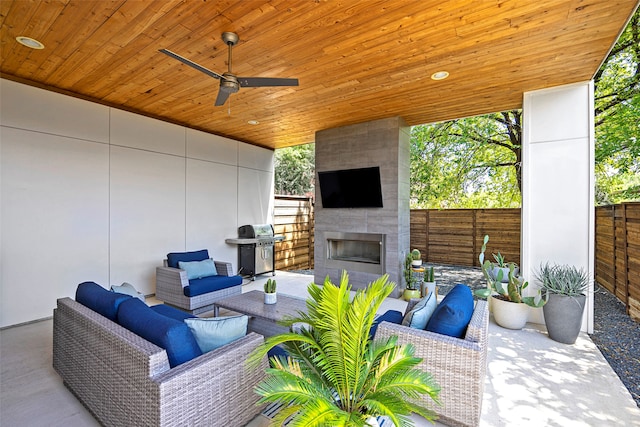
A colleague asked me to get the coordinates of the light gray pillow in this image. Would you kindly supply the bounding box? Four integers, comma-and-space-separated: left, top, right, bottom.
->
110, 282, 145, 302
401, 291, 437, 329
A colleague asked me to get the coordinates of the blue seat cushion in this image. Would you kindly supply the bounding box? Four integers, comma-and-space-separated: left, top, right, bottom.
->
117, 298, 202, 368
167, 249, 209, 269
426, 284, 474, 338
150, 304, 196, 321
76, 281, 131, 321
370, 309, 404, 339
184, 274, 243, 297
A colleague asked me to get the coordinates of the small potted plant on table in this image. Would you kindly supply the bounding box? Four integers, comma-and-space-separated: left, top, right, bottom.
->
535, 263, 589, 344
264, 278, 277, 304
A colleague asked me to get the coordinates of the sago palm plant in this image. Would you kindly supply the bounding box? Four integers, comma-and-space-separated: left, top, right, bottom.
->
249, 271, 440, 427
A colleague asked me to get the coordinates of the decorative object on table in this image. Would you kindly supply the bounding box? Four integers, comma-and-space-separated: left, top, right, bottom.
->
264, 278, 277, 304
535, 262, 590, 344
411, 248, 422, 267
476, 236, 545, 329
489, 251, 519, 282
249, 271, 440, 426
403, 252, 422, 301
422, 265, 437, 298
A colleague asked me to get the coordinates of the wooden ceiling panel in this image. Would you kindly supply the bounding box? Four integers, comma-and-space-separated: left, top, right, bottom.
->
1, 0, 637, 149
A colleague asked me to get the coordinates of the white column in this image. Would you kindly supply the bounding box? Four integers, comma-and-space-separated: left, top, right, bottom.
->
521, 82, 595, 333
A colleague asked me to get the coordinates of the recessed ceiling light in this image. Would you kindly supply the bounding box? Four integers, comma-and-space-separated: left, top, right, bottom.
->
431, 71, 449, 81
16, 36, 45, 49
248, 120, 259, 125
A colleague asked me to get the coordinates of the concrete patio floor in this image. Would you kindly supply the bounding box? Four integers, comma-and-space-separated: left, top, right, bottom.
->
1, 270, 638, 426
244, 271, 640, 427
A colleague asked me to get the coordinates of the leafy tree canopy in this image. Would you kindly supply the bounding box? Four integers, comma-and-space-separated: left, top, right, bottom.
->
274, 143, 315, 196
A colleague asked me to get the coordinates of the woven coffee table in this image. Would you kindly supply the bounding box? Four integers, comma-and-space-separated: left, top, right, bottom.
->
213, 290, 308, 337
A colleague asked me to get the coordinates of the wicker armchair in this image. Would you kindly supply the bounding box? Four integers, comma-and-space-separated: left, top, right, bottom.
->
53, 297, 267, 427
156, 258, 242, 315
374, 299, 489, 427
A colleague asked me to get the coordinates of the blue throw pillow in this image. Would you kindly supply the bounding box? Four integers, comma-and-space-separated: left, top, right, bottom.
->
184, 315, 248, 353
178, 259, 217, 280
426, 284, 474, 338
117, 298, 202, 367
76, 281, 131, 321
166, 249, 209, 269
402, 291, 437, 329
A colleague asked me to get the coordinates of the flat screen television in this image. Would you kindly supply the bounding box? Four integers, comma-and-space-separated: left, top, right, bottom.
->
317, 166, 383, 208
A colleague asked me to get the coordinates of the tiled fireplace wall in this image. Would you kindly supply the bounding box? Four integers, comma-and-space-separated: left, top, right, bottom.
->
314, 117, 410, 297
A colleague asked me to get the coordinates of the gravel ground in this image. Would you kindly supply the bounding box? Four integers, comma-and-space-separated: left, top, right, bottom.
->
291, 265, 640, 407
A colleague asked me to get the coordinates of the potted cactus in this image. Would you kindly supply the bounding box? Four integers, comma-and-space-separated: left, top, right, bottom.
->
422, 266, 436, 297
264, 278, 277, 304
403, 253, 422, 300
411, 248, 422, 267
477, 235, 545, 329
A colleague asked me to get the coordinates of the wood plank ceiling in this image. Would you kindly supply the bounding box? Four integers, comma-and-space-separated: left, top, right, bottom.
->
1, 0, 638, 149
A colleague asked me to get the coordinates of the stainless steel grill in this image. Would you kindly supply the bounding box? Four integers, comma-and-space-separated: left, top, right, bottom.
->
225, 224, 283, 280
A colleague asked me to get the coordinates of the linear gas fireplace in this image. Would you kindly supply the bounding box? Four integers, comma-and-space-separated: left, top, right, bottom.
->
325, 232, 385, 275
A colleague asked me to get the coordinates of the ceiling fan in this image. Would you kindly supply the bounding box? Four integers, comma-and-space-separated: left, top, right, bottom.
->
160, 32, 299, 106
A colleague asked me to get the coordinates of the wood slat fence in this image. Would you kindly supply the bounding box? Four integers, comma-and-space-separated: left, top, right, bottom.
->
595, 202, 640, 321
273, 196, 314, 271
274, 199, 639, 321
410, 209, 521, 267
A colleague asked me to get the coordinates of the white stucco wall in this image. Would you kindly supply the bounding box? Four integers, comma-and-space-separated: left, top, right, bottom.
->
0, 78, 274, 327
522, 81, 595, 333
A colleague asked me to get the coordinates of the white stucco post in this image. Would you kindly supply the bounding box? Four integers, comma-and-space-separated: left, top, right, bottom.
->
521, 81, 595, 333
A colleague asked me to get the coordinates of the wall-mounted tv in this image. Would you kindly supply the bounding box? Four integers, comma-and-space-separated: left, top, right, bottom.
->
317, 166, 383, 208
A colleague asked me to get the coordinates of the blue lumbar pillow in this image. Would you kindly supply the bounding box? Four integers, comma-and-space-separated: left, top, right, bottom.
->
425, 284, 474, 338
402, 290, 437, 330
178, 259, 218, 280
184, 315, 248, 353
76, 281, 131, 321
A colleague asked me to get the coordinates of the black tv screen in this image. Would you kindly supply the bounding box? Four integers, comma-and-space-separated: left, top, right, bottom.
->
318, 166, 383, 208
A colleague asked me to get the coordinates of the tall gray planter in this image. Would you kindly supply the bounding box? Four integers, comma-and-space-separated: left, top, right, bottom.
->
543, 294, 586, 344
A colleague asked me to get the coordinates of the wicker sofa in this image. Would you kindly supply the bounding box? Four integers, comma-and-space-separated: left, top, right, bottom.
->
53, 284, 268, 427
156, 249, 243, 314
374, 298, 489, 427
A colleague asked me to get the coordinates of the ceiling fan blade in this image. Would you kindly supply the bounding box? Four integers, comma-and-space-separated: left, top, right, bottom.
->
238, 77, 299, 87
214, 89, 231, 106
159, 49, 225, 80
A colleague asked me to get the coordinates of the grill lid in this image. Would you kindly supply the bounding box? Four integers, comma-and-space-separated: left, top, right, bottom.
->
238, 224, 274, 238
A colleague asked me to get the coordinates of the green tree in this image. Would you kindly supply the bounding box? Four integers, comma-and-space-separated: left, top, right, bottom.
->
411, 9, 639, 208
250, 272, 440, 427
274, 143, 315, 196
593, 11, 640, 204
410, 111, 522, 209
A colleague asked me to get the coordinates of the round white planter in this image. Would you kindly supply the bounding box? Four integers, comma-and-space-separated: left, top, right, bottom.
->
422, 281, 436, 298
491, 296, 529, 329
264, 292, 277, 305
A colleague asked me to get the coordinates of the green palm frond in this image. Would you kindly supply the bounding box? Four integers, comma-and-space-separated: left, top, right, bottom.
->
249, 271, 440, 426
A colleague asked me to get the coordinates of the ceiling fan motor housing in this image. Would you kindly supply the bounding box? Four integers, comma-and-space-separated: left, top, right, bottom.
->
220, 74, 239, 93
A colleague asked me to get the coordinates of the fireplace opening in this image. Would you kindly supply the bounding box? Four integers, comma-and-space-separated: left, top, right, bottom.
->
325, 232, 385, 275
